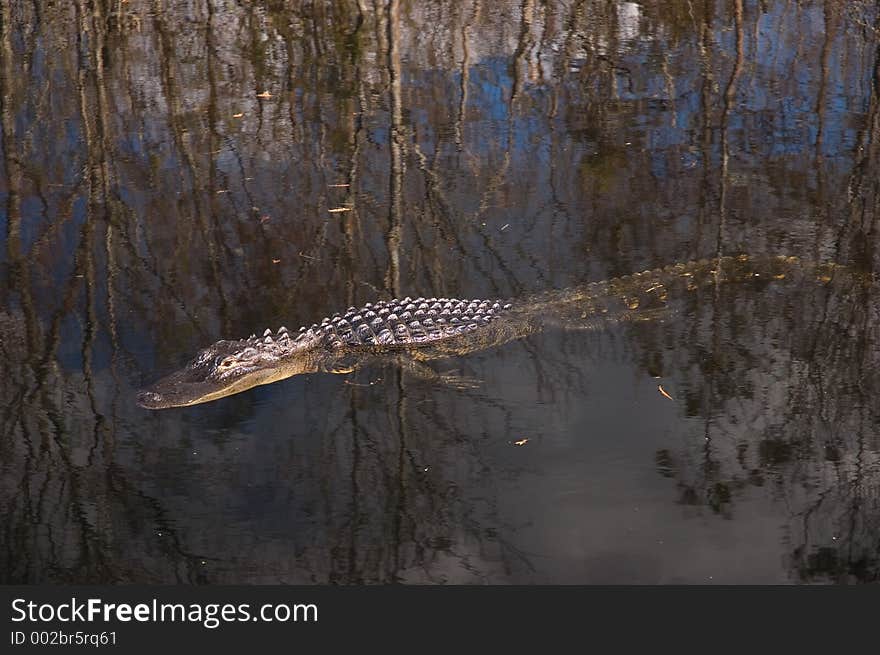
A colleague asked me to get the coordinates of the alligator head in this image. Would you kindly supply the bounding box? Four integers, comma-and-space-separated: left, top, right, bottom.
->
137, 327, 315, 409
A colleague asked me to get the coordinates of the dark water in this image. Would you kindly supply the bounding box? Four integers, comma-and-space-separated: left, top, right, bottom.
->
2, 0, 880, 584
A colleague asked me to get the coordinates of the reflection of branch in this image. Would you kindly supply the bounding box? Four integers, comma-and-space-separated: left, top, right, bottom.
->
151, 0, 231, 331
697, 0, 744, 503
74, 0, 110, 460
454, 0, 480, 150
717, 0, 743, 257
466, 0, 533, 227
385, 0, 403, 296
838, 14, 880, 263
815, 2, 838, 161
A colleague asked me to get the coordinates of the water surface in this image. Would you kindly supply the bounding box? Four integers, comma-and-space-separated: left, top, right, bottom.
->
2, 0, 880, 583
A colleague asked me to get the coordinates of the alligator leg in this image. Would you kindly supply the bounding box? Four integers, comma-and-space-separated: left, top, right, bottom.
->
320, 351, 361, 374
326, 363, 357, 374
393, 356, 482, 390
329, 352, 481, 389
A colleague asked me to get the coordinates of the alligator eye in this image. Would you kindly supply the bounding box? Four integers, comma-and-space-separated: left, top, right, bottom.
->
217, 357, 235, 369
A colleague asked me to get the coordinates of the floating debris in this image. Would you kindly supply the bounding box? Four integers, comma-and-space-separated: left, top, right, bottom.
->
500, 223, 510, 231
328, 183, 350, 188
514, 438, 529, 446
658, 385, 674, 401
328, 207, 353, 213
272, 258, 281, 264
232, 112, 244, 118
256, 91, 272, 99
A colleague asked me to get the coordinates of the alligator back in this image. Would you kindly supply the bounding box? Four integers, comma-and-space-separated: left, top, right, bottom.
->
292, 255, 845, 359
294, 298, 516, 350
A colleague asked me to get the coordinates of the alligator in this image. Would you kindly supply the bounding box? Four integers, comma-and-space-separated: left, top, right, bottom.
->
137, 254, 848, 409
